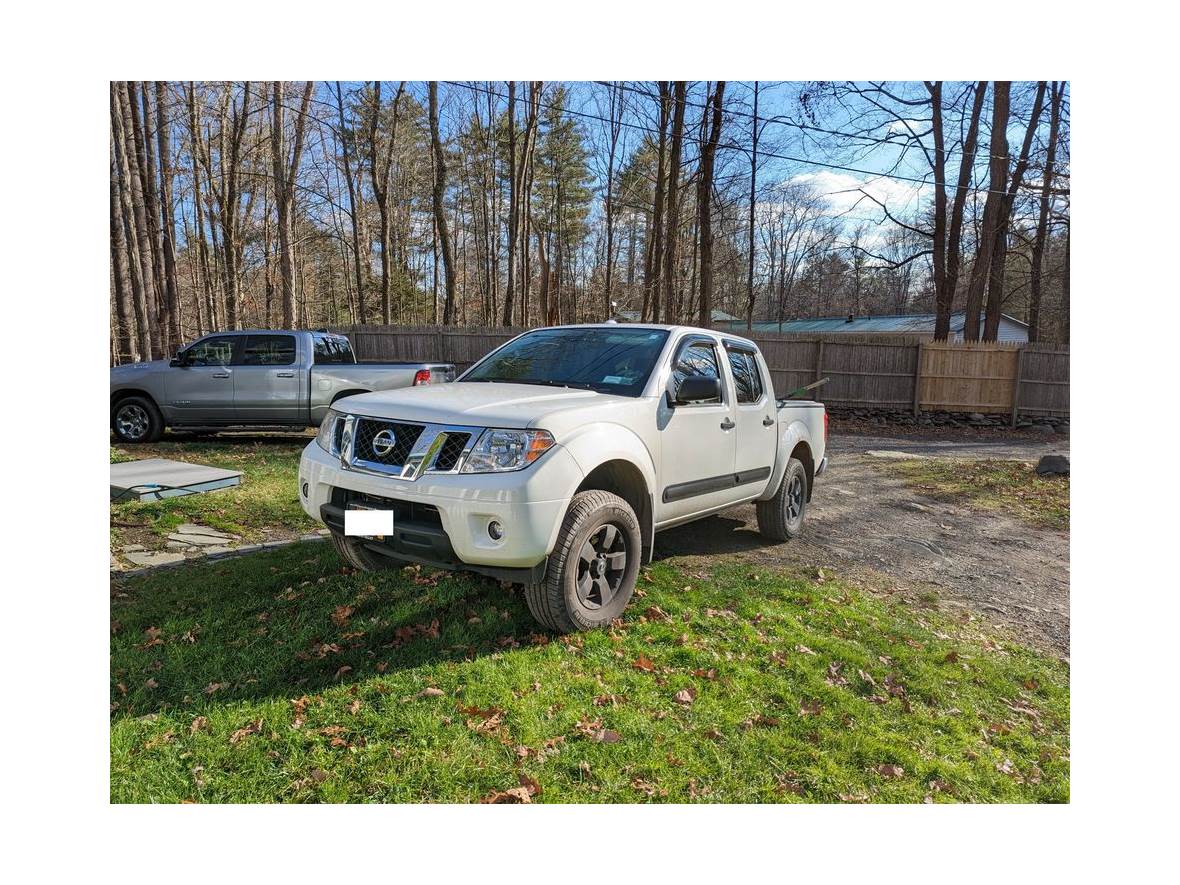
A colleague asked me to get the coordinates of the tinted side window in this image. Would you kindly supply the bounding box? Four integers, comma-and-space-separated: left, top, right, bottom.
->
314, 337, 356, 365
671, 341, 721, 404
185, 336, 236, 366
727, 348, 763, 404
241, 335, 296, 366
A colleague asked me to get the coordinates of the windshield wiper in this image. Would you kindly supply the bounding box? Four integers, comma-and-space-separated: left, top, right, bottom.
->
479, 377, 598, 391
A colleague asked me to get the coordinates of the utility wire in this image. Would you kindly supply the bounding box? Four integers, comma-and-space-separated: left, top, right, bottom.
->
443, 80, 1052, 200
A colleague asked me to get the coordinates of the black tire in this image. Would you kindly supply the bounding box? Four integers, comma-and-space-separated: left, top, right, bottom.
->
111, 396, 164, 444
524, 490, 641, 632
756, 456, 809, 542
329, 530, 400, 572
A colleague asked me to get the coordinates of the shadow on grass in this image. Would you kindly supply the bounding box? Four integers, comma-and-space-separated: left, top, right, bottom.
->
110, 542, 539, 718
652, 514, 769, 561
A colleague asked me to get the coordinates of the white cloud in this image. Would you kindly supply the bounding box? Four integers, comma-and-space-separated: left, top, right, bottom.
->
786, 170, 924, 220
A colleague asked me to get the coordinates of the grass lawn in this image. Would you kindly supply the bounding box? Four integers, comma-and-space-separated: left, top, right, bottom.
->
110, 438, 316, 553
886, 458, 1069, 530
111, 545, 1069, 803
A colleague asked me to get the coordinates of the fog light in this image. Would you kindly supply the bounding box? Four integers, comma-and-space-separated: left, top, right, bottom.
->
301, 481, 309, 498
488, 520, 504, 541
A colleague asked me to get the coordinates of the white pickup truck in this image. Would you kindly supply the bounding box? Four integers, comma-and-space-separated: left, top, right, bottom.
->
299, 324, 827, 631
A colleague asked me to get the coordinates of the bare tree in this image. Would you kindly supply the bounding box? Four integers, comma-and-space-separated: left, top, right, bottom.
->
1029, 81, 1065, 343
963, 81, 1011, 341
697, 81, 726, 327
661, 81, 687, 324
429, 82, 457, 324
154, 82, 182, 353
642, 83, 670, 322
369, 81, 407, 324
271, 81, 315, 328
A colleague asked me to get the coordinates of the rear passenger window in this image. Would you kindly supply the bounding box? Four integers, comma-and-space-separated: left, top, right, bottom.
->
727, 348, 764, 404
313, 337, 355, 365
241, 335, 296, 366
671, 341, 721, 404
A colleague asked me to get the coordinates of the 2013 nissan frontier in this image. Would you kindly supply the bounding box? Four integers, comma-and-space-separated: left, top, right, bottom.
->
299, 324, 827, 631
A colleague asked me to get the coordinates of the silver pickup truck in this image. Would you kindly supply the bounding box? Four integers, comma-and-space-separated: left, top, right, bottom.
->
110, 329, 455, 443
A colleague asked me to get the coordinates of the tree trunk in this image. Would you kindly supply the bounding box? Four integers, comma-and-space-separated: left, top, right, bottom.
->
984, 81, 1046, 341
746, 81, 759, 331
964, 81, 1010, 342
271, 81, 314, 329
503, 82, 518, 326
154, 82, 182, 353
927, 82, 949, 339
115, 82, 160, 358
428, 83, 457, 324
333, 82, 369, 324
941, 82, 987, 339
110, 134, 137, 363
661, 81, 686, 324
697, 82, 725, 327
129, 82, 166, 357
1029, 82, 1064, 343
642, 83, 670, 323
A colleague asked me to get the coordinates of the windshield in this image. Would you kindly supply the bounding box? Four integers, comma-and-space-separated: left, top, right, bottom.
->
462, 327, 670, 397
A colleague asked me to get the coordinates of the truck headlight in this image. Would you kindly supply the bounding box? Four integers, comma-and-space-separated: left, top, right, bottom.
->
316, 409, 344, 454
461, 429, 554, 473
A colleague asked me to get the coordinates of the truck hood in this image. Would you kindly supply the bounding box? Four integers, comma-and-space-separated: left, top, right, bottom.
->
111, 359, 168, 377
334, 381, 637, 433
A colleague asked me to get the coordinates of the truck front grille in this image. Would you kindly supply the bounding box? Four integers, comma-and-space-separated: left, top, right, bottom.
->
353, 418, 424, 467
433, 432, 471, 471
339, 415, 479, 479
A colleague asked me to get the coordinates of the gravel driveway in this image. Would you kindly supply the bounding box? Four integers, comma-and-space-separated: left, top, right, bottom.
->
655, 432, 1070, 658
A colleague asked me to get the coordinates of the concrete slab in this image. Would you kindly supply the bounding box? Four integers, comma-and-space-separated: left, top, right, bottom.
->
124, 551, 185, 567
111, 459, 242, 502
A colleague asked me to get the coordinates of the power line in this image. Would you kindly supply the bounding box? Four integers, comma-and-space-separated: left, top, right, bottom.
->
444, 80, 1050, 200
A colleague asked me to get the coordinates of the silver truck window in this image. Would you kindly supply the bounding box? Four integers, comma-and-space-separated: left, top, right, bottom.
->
726, 347, 763, 404
314, 336, 355, 365
671, 342, 722, 404
240, 335, 296, 366
185, 336, 236, 366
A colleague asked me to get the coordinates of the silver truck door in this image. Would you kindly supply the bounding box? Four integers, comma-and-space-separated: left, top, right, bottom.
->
164, 335, 238, 422
232, 334, 303, 423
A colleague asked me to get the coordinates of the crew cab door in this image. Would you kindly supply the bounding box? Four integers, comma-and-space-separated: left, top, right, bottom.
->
656, 335, 739, 522
232, 333, 304, 423
724, 342, 778, 495
164, 334, 238, 422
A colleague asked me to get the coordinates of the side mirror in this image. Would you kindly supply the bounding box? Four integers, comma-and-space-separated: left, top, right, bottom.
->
672, 375, 721, 405
170, 352, 186, 368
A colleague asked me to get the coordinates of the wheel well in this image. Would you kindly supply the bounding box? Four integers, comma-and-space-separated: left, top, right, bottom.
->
575, 460, 653, 558
111, 389, 158, 414
790, 441, 815, 500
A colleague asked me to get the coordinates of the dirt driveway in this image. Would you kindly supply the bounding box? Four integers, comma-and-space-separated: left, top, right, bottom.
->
656, 432, 1070, 658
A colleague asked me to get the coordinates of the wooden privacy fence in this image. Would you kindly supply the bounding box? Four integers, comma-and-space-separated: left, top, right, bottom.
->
339, 324, 1069, 420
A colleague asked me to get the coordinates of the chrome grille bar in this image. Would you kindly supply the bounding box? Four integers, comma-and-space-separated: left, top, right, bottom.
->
336, 415, 480, 480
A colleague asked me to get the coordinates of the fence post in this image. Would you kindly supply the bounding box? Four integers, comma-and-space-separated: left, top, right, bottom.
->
813, 340, 825, 400
912, 341, 924, 416
1011, 347, 1024, 428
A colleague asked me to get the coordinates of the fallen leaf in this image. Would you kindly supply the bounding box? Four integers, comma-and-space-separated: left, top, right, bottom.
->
415, 686, 445, 699
331, 605, 354, 628
826, 661, 848, 687
310, 768, 328, 783
996, 758, 1016, 775
799, 699, 823, 716
692, 668, 717, 680
632, 655, 656, 672
229, 719, 263, 744
644, 605, 671, 622
144, 678, 159, 690
795, 645, 817, 656
189, 716, 208, 735
592, 728, 621, 744
204, 682, 227, 695
875, 763, 905, 779
349, 699, 362, 715
674, 687, 696, 705
334, 665, 352, 680
480, 786, 533, 804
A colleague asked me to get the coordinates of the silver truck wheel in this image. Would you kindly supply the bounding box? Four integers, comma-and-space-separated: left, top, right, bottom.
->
330, 531, 399, 572
756, 456, 808, 542
112, 396, 164, 444
525, 490, 641, 632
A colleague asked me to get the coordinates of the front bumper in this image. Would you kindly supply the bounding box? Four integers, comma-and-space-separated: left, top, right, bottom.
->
299, 440, 581, 574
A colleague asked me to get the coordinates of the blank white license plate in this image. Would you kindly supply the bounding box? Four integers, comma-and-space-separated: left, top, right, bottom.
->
345, 508, 394, 537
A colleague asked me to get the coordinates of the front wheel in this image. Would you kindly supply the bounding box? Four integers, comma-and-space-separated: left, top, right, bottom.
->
330, 531, 400, 572
525, 490, 641, 632
756, 456, 809, 542
111, 396, 164, 444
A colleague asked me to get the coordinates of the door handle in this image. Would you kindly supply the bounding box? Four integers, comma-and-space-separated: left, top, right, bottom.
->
763, 416, 775, 426
275, 371, 294, 378
212, 371, 231, 379
720, 418, 735, 430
